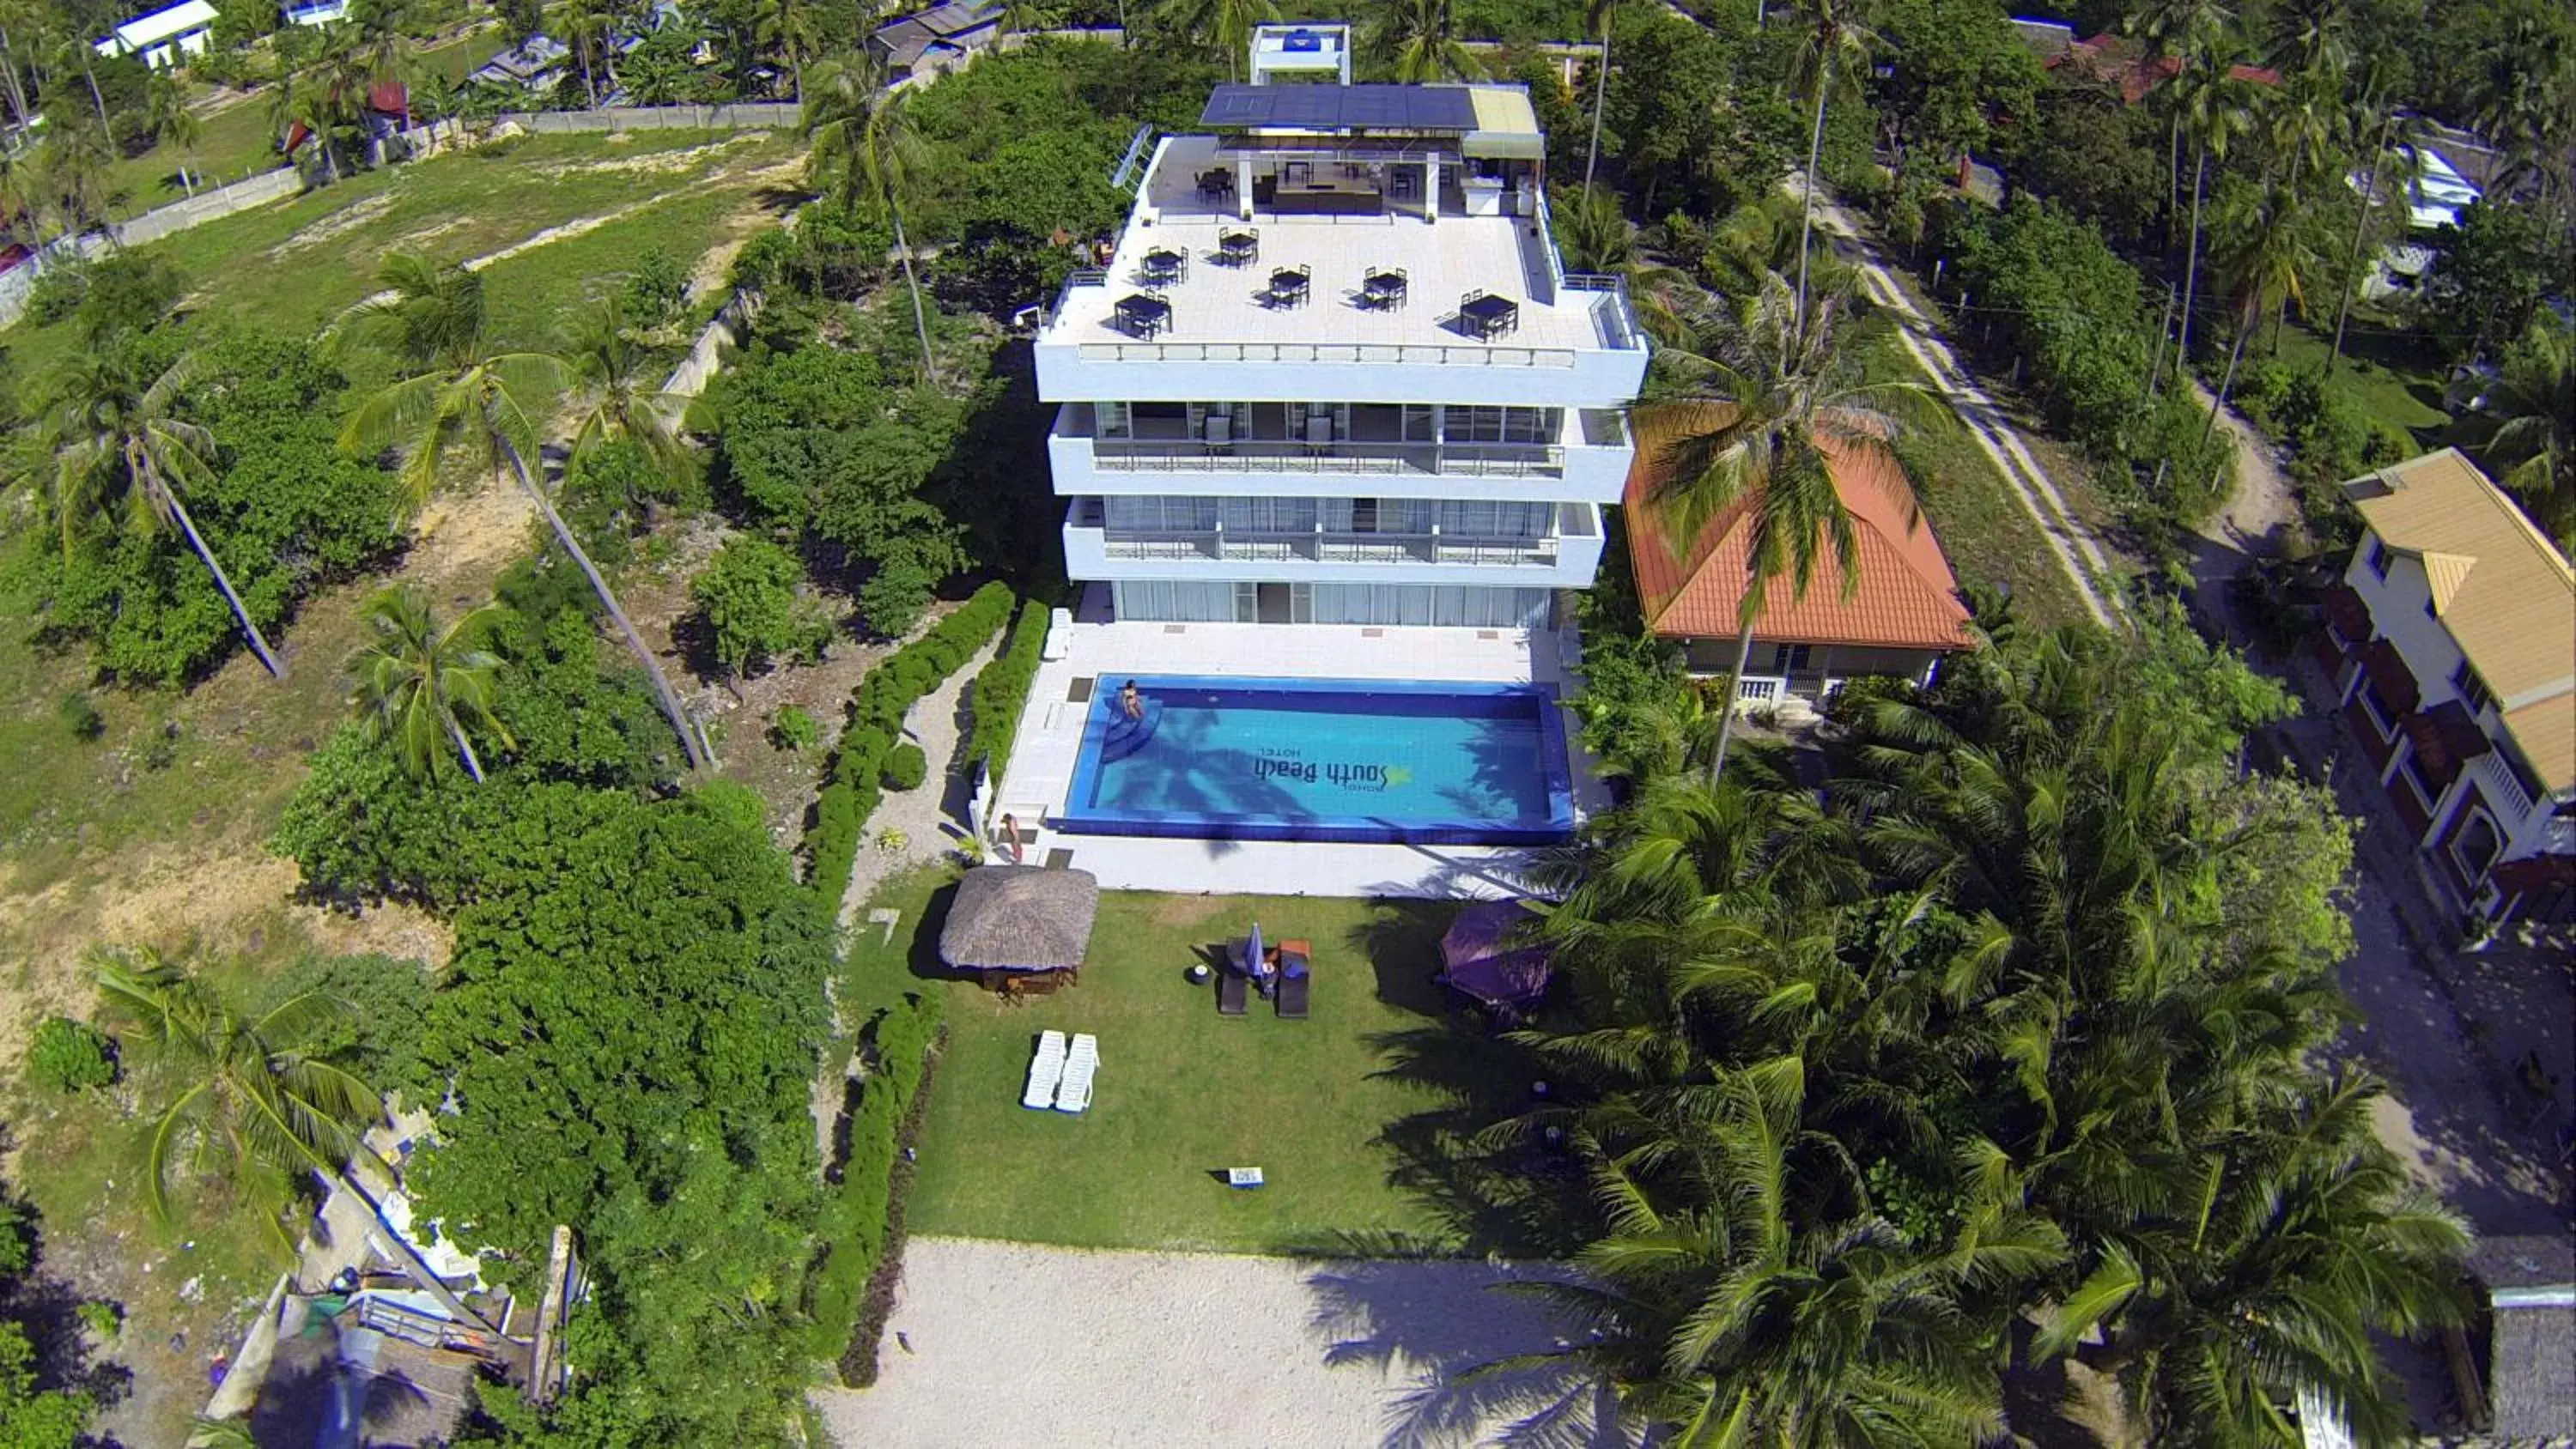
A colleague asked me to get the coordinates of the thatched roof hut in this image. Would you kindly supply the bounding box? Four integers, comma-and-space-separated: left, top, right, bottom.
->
939, 865, 1099, 973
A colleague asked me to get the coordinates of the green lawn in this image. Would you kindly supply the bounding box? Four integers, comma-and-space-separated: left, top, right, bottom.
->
8, 129, 799, 374
2260, 318, 2453, 445
1857, 336, 2104, 633
884, 883, 1574, 1257
102, 94, 289, 219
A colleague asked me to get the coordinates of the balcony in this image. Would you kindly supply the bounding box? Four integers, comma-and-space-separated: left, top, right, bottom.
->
1048, 403, 1634, 501
1062, 499, 1604, 585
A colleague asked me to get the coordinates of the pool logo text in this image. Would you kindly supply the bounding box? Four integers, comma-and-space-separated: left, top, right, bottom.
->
1252, 750, 1413, 791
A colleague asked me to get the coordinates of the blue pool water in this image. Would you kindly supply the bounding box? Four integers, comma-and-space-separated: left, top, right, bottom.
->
1057, 676, 1575, 846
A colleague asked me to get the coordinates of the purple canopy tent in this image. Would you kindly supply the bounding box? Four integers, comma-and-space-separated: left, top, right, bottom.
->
1438, 900, 1551, 1009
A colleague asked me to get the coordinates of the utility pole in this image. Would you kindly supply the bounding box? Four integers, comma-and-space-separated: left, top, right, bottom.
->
2145, 282, 2175, 401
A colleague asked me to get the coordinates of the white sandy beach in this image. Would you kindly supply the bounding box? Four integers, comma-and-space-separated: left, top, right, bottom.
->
811, 1238, 1635, 1449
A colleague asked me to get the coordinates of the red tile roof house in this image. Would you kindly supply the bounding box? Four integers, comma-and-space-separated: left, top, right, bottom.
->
2313, 450, 2576, 925
1624, 411, 1976, 718
2045, 33, 2280, 106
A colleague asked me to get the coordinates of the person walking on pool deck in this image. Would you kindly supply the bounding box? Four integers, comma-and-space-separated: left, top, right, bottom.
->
1120, 680, 1145, 720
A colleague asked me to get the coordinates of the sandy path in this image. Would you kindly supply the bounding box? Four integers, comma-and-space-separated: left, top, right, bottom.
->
1804, 185, 2124, 629
835, 634, 1003, 930
812, 1238, 1632, 1449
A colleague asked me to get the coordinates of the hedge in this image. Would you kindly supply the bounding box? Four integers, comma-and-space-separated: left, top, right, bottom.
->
806, 992, 945, 1384
805, 584, 1014, 906
968, 600, 1050, 784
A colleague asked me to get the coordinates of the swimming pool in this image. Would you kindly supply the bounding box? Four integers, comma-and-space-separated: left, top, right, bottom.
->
1055, 676, 1576, 846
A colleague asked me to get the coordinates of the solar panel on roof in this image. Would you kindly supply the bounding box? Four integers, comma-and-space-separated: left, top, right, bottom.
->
1198, 84, 1477, 132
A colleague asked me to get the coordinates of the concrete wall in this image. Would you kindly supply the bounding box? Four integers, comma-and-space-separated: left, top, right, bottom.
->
0, 165, 304, 328
495, 102, 800, 133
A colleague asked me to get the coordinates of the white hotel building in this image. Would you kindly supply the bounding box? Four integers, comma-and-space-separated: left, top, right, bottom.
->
1034, 27, 1649, 632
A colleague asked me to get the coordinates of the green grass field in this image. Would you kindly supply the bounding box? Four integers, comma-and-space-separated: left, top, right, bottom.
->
2260, 317, 2454, 445
881, 883, 1569, 1256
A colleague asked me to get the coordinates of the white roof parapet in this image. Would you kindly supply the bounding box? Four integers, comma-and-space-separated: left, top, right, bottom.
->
102, 0, 219, 50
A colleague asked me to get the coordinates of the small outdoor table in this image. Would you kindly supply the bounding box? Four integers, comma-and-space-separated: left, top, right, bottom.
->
1217, 229, 1260, 265
1115, 292, 1172, 338
1362, 268, 1408, 309
1268, 266, 1311, 308
1458, 290, 1520, 340
1140, 247, 1187, 284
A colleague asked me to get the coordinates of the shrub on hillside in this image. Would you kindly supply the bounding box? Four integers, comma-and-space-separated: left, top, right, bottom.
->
882, 743, 928, 792
969, 601, 1049, 781
25, 1019, 116, 1094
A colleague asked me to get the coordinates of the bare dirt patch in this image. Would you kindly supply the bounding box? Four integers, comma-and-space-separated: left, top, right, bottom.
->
528, 136, 758, 181
263, 191, 398, 262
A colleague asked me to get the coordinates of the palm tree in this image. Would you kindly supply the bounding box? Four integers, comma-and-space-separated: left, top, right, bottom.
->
2324, 62, 2422, 377
1580, 0, 1618, 191
267, 72, 347, 183
2463, 15, 2575, 227
2202, 179, 2315, 455
94, 948, 499, 1331
559, 0, 614, 106
803, 54, 939, 386
338, 253, 709, 769
1637, 274, 1952, 785
2259, 0, 2346, 79
994, 0, 1062, 42
563, 294, 689, 470
2456, 318, 2575, 549
1500, 1063, 2051, 1446
1362, 0, 1479, 84
2166, 41, 2253, 375
349, 585, 515, 782
40, 349, 285, 677
2125, 0, 2235, 260
145, 68, 203, 197
2038, 1075, 2468, 1447
1164, 0, 1278, 78
1778, 0, 1876, 325
1549, 185, 1686, 343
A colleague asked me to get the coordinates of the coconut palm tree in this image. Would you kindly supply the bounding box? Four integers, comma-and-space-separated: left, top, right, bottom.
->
803, 54, 939, 386
562, 294, 689, 472
349, 585, 514, 782
338, 253, 709, 769
1165, 0, 1279, 77
1637, 273, 1953, 786
559, 0, 615, 106
2456, 318, 2575, 549
2202, 179, 2316, 446
2166, 39, 2254, 374
1549, 185, 1687, 344
2125, 0, 2235, 260
2324, 62, 2423, 377
1362, 0, 1479, 83
1579, 0, 1619, 191
2038, 1074, 2469, 1447
144, 68, 203, 197
39, 349, 285, 677
1777, 0, 1876, 325
2462, 14, 2575, 227
94, 948, 499, 1331
1498, 1062, 2051, 1446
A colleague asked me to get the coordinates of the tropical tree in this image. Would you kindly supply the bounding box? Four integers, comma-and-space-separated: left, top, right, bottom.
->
994, 0, 1062, 41
144, 68, 202, 197
2125, 0, 2234, 258
1778, 0, 1877, 324
1163, 0, 1279, 78
93, 948, 497, 1330
2166, 40, 2253, 373
337, 253, 709, 769
39, 349, 285, 677
559, 0, 615, 106
2202, 177, 2317, 456
1361, 0, 1479, 83
562, 294, 690, 475
2462, 13, 2576, 226
1637, 273, 1952, 785
1549, 185, 1686, 343
2457, 318, 2576, 549
803, 54, 939, 386
348, 585, 514, 782
2324, 61, 2423, 376
2038, 1075, 2469, 1447
1580, 0, 1619, 191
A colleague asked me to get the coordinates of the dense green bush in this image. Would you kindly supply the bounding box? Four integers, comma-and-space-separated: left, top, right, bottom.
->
806, 584, 1012, 904
24, 1019, 116, 1094
806, 993, 945, 1385
255, 954, 440, 1106
57, 693, 103, 742
969, 600, 1050, 782
690, 535, 829, 681
882, 743, 929, 791
769, 704, 823, 752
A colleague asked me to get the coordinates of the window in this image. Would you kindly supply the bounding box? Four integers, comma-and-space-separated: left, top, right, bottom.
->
1443, 406, 1559, 446
2451, 660, 2496, 713
2356, 681, 2401, 740
2397, 750, 2439, 812
1764, 643, 1814, 673
2362, 537, 2388, 579
2449, 810, 2504, 887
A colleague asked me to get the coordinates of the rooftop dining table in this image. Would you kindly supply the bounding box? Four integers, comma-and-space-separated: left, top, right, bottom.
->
1457, 291, 1520, 339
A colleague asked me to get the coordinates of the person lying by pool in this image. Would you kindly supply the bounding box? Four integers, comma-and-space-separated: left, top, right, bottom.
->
1120, 680, 1145, 720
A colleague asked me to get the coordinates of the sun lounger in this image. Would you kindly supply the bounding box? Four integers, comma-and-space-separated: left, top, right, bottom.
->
1022, 1030, 1068, 1109
1276, 946, 1310, 1021
1054, 1034, 1100, 1113
1218, 967, 1249, 1016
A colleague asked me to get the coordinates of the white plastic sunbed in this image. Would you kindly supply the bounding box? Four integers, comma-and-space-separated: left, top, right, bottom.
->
1023, 1030, 1069, 1110
1054, 1033, 1100, 1113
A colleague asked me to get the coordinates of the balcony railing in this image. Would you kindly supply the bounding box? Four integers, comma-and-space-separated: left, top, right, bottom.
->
1082, 438, 1569, 478
1072, 521, 1564, 568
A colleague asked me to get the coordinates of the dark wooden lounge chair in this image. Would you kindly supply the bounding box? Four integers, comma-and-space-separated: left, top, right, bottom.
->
1276, 940, 1311, 1020
1218, 967, 1249, 1016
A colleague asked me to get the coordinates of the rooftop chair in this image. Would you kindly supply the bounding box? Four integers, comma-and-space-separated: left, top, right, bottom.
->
1023, 1029, 1069, 1109
1055, 1033, 1100, 1113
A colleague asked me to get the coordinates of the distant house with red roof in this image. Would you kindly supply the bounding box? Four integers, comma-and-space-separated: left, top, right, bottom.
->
1624, 409, 1975, 712
2045, 33, 2279, 106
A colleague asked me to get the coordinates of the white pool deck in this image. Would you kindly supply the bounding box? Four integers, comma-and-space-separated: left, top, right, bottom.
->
984, 615, 1609, 899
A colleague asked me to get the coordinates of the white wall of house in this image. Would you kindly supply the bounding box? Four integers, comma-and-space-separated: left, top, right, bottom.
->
2342, 530, 2574, 901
